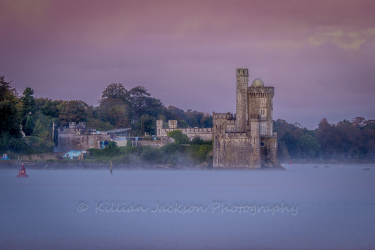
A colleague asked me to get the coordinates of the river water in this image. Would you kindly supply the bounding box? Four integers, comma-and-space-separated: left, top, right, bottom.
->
1, 164, 374, 249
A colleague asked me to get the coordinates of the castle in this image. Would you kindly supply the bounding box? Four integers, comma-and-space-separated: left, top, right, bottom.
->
157, 68, 280, 168
213, 68, 279, 168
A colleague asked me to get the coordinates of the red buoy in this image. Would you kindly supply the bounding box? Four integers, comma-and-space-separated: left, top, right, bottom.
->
289, 161, 292, 165
17, 163, 28, 178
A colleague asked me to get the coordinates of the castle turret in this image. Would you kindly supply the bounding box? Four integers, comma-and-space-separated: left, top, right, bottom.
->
168, 120, 177, 129
248, 78, 274, 136
156, 120, 163, 137
236, 68, 248, 132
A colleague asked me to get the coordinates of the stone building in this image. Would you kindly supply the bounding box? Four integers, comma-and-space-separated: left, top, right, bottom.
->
213, 68, 280, 168
58, 122, 111, 150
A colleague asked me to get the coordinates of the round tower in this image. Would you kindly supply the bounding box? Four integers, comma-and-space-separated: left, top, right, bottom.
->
236, 68, 249, 132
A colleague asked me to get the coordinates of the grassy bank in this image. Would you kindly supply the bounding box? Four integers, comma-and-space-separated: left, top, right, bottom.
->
86, 142, 213, 167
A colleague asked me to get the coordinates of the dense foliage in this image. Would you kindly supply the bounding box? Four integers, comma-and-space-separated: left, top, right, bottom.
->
0, 76, 24, 150
0, 77, 212, 154
274, 118, 375, 161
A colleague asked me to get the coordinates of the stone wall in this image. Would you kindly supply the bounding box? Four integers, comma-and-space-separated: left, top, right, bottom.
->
213, 111, 260, 168
158, 127, 213, 141
213, 134, 258, 168
58, 133, 111, 150
260, 135, 279, 168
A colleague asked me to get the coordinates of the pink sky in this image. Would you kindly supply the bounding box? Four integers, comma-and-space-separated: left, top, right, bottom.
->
1, 0, 374, 128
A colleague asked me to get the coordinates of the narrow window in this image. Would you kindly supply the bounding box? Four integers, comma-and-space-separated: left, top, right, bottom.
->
260, 109, 267, 117
261, 125, 265, 134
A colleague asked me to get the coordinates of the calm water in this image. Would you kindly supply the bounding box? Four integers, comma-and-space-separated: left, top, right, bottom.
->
0, 164, 374, 250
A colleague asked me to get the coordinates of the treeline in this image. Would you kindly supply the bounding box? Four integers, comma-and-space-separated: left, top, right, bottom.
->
2, 75, 374, 161
0, 76, 212, 152
274, 117, 375, 161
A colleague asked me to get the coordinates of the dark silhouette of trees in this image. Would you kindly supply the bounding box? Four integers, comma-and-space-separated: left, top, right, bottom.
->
274, 117, 375, 161
0, 76, 24, 150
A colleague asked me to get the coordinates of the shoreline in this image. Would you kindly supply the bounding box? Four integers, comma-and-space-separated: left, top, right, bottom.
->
0, 160, 287, 170
281, 159, 375, 164
0, 159, 373, 170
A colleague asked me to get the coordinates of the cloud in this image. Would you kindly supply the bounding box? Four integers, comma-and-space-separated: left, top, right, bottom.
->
308, 28, 375, 50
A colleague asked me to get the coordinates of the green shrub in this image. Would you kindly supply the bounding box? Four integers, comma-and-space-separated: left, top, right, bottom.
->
166, 130, 189, 144
140, 146, 161, 163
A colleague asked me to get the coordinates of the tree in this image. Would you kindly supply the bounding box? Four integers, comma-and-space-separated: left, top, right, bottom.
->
0, 76, 23, 150
129, 86, 151, 120
0, 100, 24, 149
140, 114, 156, 135
0, 76, 17, 101
99, 98, 129, 128
352, 117, 366, 127
21, 87, 36, 117
167, 106, 185, 120
298, 134, 320, 158
280, 131, 300, 158
58, 100, 89, 126
99, 141, 121, 156
40, 99, 62, 118
185, 109, 199, 127
101, 83, 129, 103
316, 118, 340, 158
32, 119, 47, 137
179, 120, 188, 128
167, 130, 190, 144
200, 113, 213, 128
24, 114, 35, 136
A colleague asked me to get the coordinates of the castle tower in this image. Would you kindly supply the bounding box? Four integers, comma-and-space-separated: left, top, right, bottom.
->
248, 78, 274, 136
156, 120, 163, 137
236, 68, 249, 132
168, 120, 177, 129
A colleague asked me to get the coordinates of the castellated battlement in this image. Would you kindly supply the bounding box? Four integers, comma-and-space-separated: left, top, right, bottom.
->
248, 86, 274, 96
250, 114, 261, 121
213, 112, 234, 120
156, 120, 213, 141
213, 118, 236, 125
180, 128, 212, 133
236, 68, 249, 76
